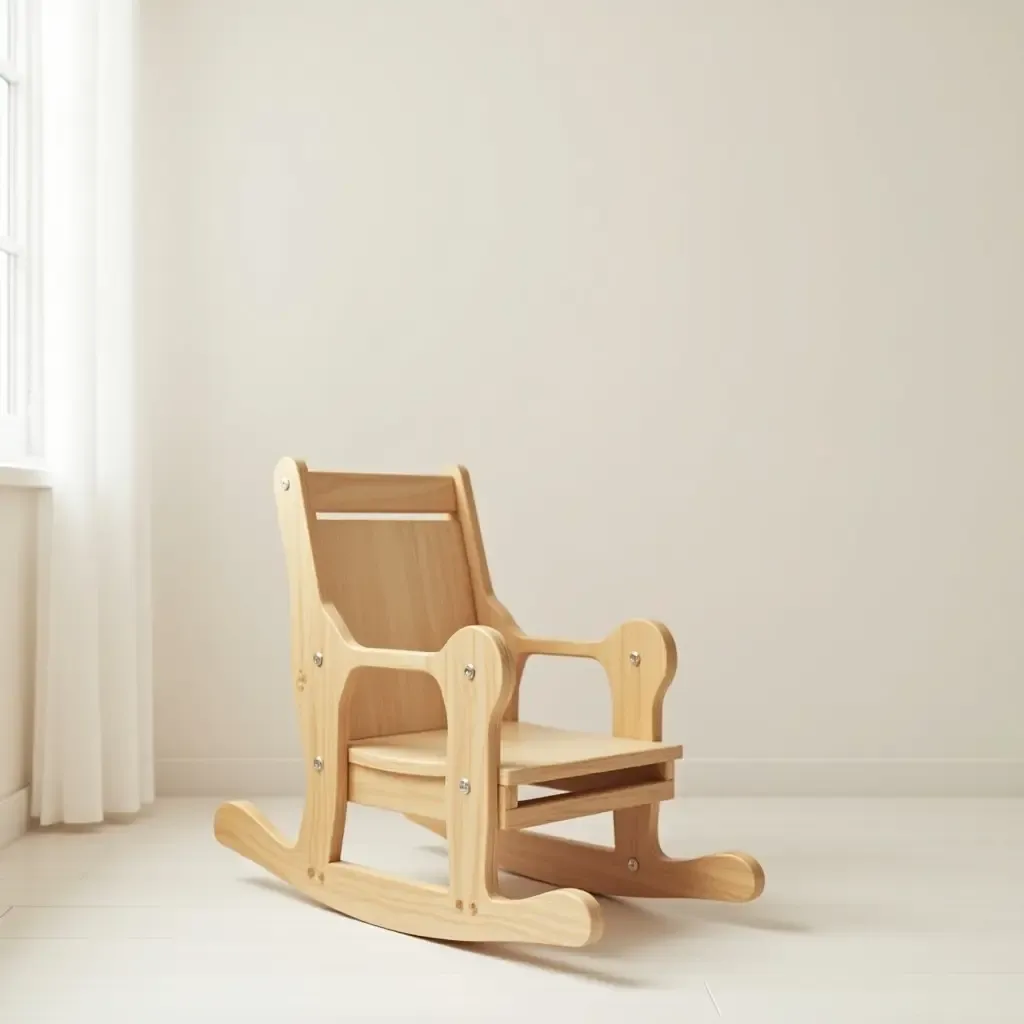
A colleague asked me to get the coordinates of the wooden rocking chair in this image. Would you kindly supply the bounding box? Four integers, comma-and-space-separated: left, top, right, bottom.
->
214, 459, 764, 946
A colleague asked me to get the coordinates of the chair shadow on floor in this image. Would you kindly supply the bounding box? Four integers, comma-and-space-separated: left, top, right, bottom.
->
417, 839, 808, 940
240, 837, 806, 987
243, 874, 651, 986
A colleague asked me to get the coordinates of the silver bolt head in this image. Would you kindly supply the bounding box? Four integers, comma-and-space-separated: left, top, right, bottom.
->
629, 651, 642, 666
313, 652, 324, 667
281, 478, 291, 491
627, 857, 639, 872
463, 664, 476, 680
313, 757, 324, 773
458, 778, 471, 794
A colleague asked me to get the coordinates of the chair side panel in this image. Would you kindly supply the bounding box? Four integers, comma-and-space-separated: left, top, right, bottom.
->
312, 517, 477, 738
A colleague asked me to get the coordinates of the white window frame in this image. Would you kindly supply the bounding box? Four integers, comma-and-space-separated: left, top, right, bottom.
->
0, 0, 38, 464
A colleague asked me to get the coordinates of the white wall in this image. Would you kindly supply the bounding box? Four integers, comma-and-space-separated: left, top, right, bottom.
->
0, 489, 37, 843
142, 0, 1024, 795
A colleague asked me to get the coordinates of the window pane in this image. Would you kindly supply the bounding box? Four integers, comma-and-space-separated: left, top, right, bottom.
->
0, 77, 7, 236
0, 251, 10, 414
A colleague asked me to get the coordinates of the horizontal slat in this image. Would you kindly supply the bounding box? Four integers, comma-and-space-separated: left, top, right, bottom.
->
503, 779, 674, 831
348, 764, 447, 818
306, 471, 457, 514
347, 764, 517, 819
536, 761, 672, 794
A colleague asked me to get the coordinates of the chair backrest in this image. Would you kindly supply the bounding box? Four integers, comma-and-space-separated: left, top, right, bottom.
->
300, 470, 479, 740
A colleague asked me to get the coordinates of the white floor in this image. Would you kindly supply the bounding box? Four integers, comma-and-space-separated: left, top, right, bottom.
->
1, 798, 1022, 1022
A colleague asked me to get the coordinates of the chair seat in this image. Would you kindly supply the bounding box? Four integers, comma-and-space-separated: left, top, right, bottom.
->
348, 721, 682, 787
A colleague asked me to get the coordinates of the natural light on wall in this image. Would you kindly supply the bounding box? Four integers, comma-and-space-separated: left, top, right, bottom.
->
0, 0, 34, 462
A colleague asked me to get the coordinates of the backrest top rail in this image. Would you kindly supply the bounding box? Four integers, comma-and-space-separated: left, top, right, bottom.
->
304, 470, 458, 515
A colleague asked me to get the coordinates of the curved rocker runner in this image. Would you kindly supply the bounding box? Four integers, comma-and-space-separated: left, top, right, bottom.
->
214, 459, 763, 947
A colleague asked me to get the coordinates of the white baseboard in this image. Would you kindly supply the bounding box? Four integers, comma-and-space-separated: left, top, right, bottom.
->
156, 757, 1024, 798
0, 787, 29, 849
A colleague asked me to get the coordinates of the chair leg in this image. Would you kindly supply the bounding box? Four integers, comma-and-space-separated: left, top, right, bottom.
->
215, 800, 601, 944
610, 803, 764, 900
406, 802, 764, 903
213, 738, 601, 947
215, 625, 602, 947
425, 624, 603, 946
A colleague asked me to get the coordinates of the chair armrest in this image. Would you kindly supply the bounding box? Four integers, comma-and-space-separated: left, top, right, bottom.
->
513, 620, 678, 742
514, 635, 603, 659
344, 644, 436, 675
343, 625, 515, 702
513, 620, 676, 675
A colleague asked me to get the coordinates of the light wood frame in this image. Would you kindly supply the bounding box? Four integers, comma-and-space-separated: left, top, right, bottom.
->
214, 459, 763, 948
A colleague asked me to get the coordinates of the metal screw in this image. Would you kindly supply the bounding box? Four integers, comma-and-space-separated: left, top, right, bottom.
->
313, 652, 323, 667
463, 664, 475, 680
455, 899, 463, 910
313, 757, 324, 773
469, 902, 478, 915
627, 857, 639, 872
629, 651, 642, 666
281, 478, 291, 491
458, 778, 471, 794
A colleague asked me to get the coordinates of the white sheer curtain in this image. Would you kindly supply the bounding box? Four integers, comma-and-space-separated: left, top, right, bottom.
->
31, 0, 153, 825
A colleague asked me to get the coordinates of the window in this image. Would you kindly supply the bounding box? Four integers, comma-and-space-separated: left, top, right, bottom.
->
0, 0, 33, 461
